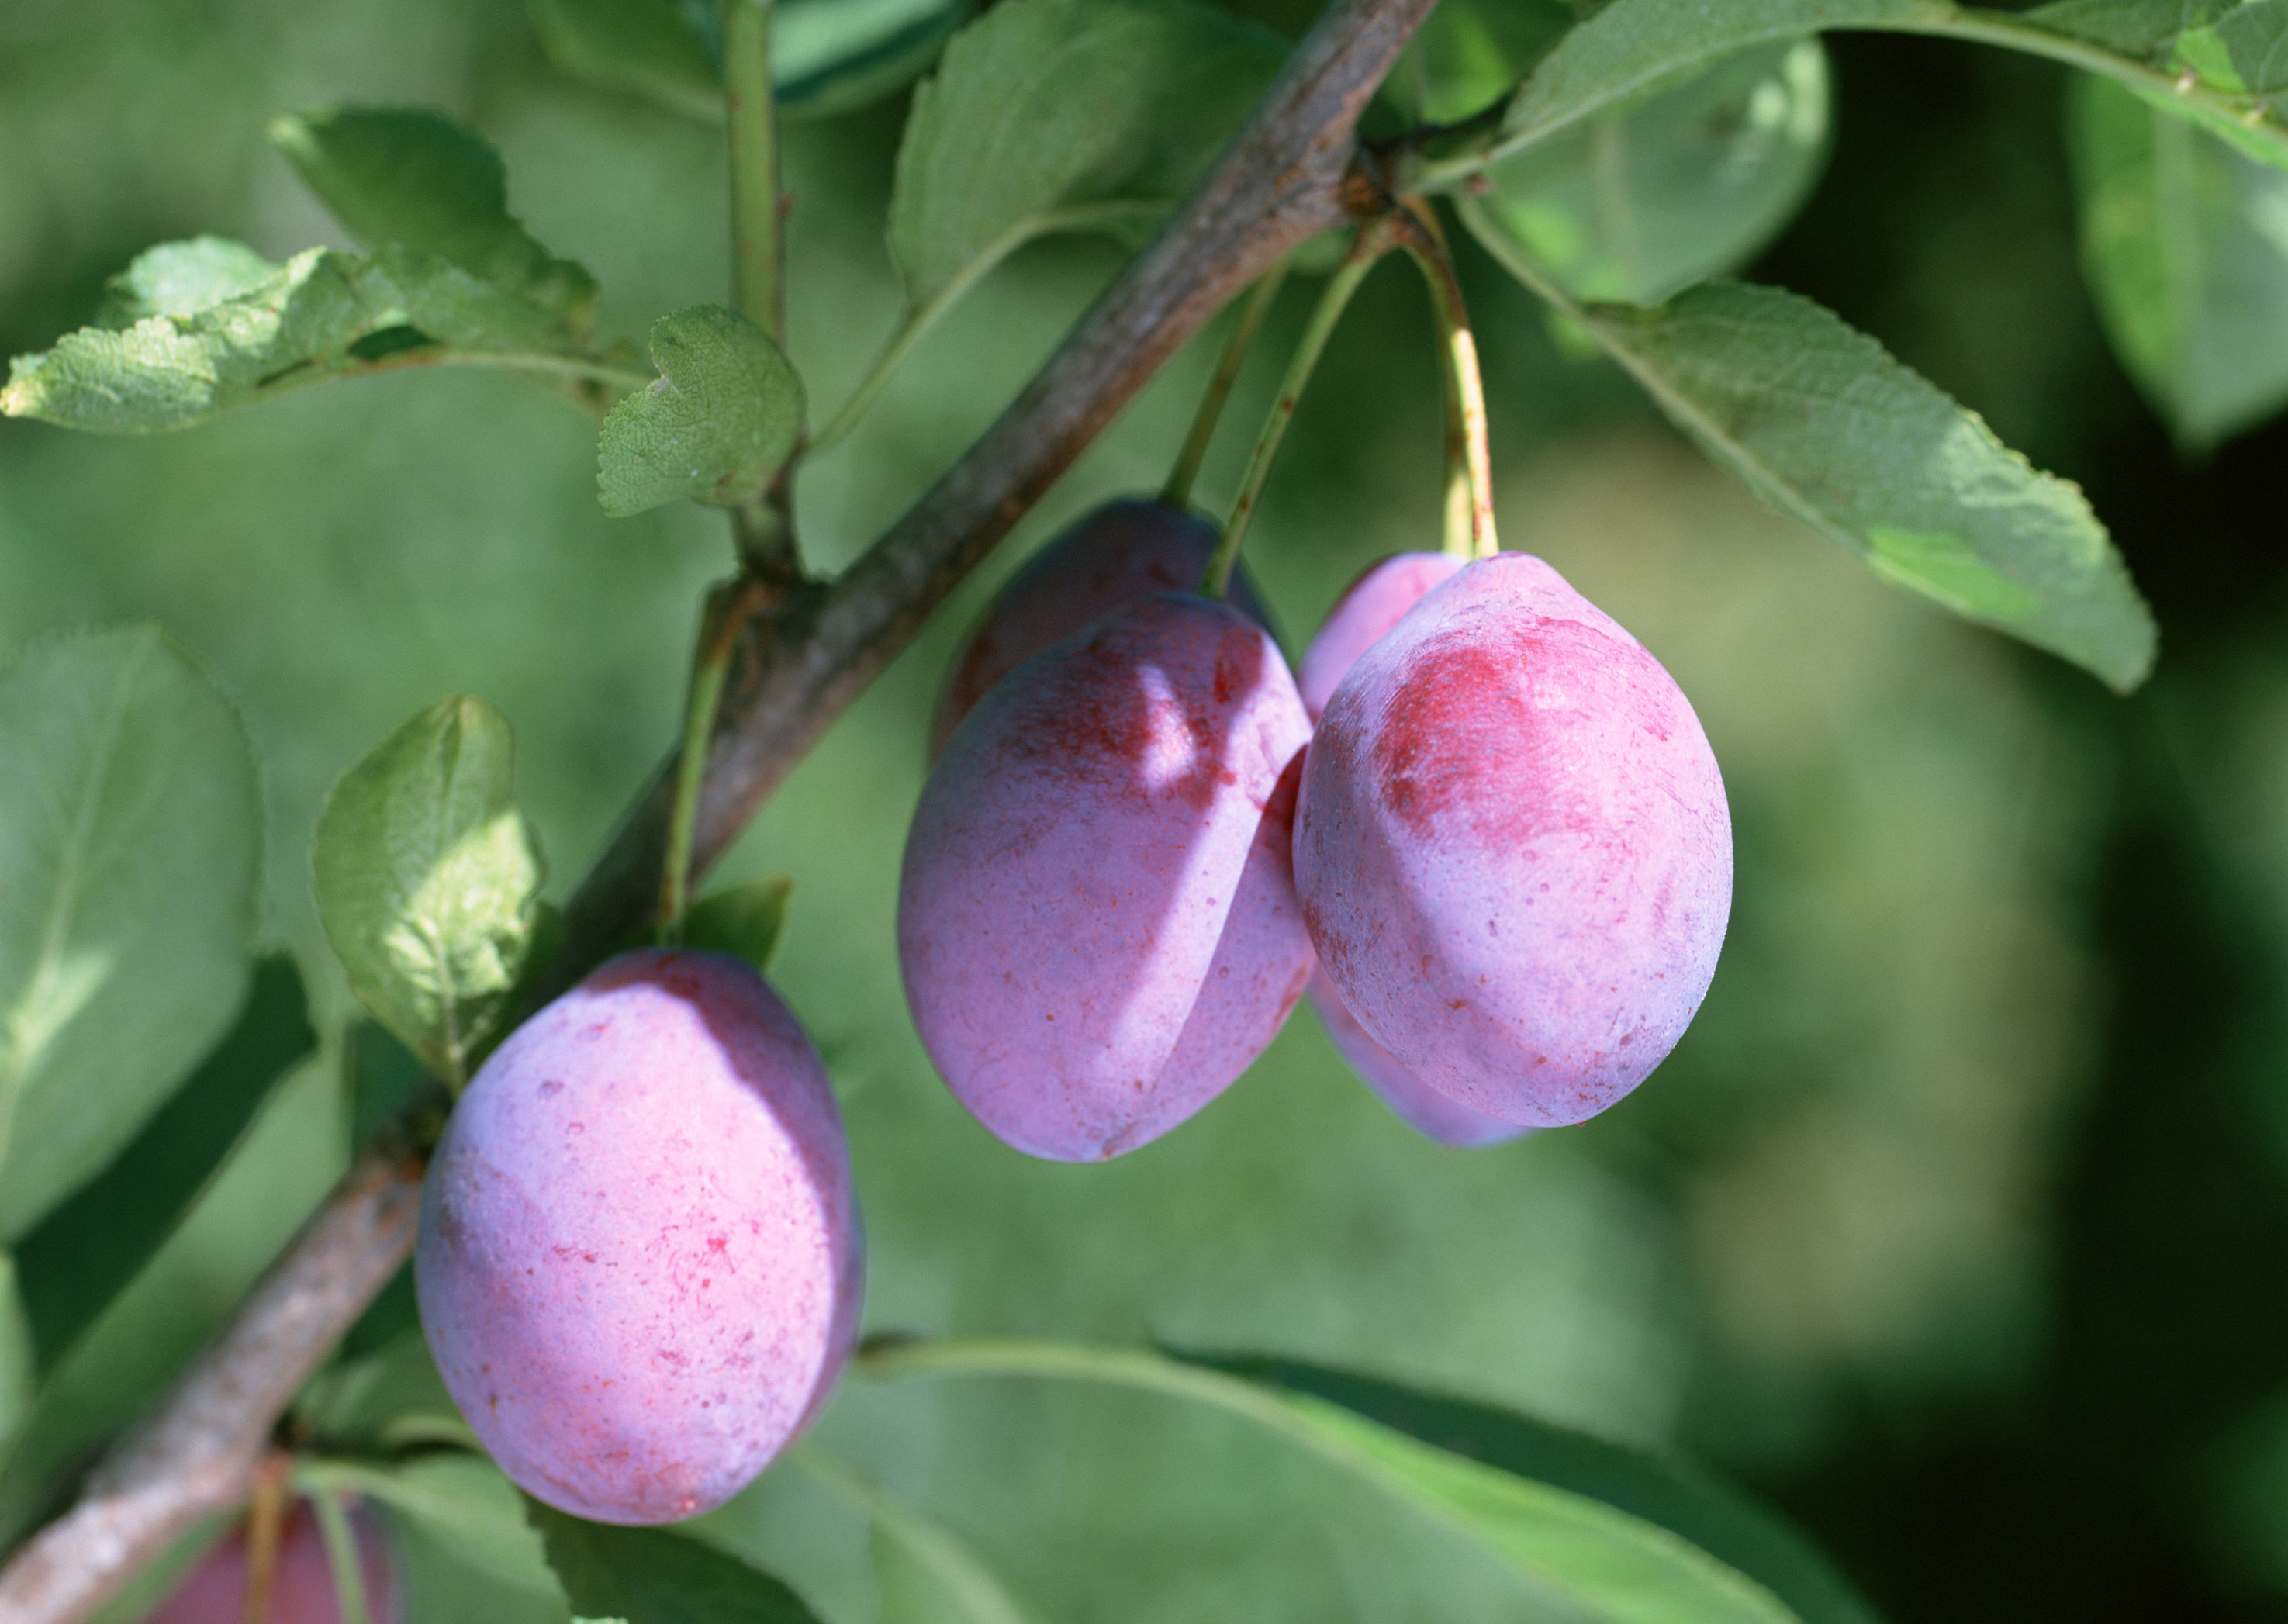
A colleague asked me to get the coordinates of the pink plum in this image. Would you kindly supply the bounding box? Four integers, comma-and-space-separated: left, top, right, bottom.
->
416, 948, 862, 1525
930, 497, 1271, 760
900, 592, 1313, 1160
147, 1500, 395, 1624
1294, 553, 1730, 1127
1307, 966, 1526, 1148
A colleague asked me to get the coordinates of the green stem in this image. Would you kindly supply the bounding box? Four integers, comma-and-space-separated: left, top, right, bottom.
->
807, 200, 1170, 456
725, 0, 784, 344
1160, 261, 1291, 511
1402, 5, 2288, 190
1201, 220, 1398, 598
302, 1491, 372, 1624
1397, 206, 1497, 560
661, 579, 766, 942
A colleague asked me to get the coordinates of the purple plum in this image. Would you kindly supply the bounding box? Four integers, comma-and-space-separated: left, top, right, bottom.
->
900, 592, 1313, 1161
930, 497, 1271, 760
1295, 553, 1730, 1127
416, 948, 862, 1525
1296, 551, 1526, 1147
147, 1500, 395, 1624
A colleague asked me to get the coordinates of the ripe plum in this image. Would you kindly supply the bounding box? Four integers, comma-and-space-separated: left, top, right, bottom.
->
900, 593, 1312, 1160
147, 1501, 394, 1624
1295, 554, 1730, 1126
416, 948, 861, 1524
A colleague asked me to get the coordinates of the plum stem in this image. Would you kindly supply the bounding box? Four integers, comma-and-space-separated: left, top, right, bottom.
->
1395, 202, 1498, 560
240, 1454, 289, 1624
1204, 217, 1400, 599
662, 577, 772, 943
1160, 261, 1291, 513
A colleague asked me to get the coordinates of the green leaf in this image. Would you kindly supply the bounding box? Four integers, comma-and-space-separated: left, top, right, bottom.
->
1460, 228, 2157, 689
1473, 39, 1830, 306
0, 626, 260, 1243
527, 0, 724, 120
302, 1454, 558, 1593
12, 952, 315, 1373
888, 0, 1287, 311
95, 236, 282, 327
596, 305, 804, 517
0, 1257, 33, 1454
1401, 0, 1575, 125
1184, 1353, 1883, 1624
530, 1501, 828, 1623
2216, 0, 2288, 95
2021, 0, 2235, 57
683, 875, 794, 975
313, 697, 546, 1090
2069, 71, 2288, 447
792, 1448, 1034, 1624
271, 108, 597, 329
2, 245, 629, 435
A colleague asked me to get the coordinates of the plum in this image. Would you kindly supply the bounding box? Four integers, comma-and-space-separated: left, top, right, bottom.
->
1306, 966, 1526, 1148
416, 948, 861, 1525
900, 592, 1313, 1161
929, 496, 1271, 759
1295, 553, 1730, 1127
147, 1500, 395, 1624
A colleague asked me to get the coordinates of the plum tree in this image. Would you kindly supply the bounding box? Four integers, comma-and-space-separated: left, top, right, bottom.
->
1294, 551, 1526, 1147
900, 592, 1313, 1160
1294, 554, 1731, 1127
929, 496, 1271, 758
415, 948, 862, 1525
146, 1501, 393, 1624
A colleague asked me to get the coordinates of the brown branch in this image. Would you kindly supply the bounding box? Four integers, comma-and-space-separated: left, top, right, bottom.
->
0, 1, 1436, 1617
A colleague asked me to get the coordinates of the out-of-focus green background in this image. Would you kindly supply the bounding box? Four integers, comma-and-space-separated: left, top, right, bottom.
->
5, 1, 2288, 1619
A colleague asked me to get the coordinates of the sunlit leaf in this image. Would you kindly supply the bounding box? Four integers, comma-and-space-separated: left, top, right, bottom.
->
0, 626, 259, 1243
596, 305, 804, 517
95, 236, 282, 327
313, 696, 545, 1089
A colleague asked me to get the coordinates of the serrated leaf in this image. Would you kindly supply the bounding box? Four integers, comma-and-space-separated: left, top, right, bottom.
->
13, 952, 314, 1373
530, 1501, 828, 1623
2069, 72, 2288, 447
1460, 225, 2155, 688
95, 236, 282, 327
1184, 1353, 1883, 1624
1474, 39, 1830, 306
271, 108, 596, 329
889, 0, 1287, 311
2, 246, 614, 434
0, 626, 260, 1244
302, 1455, 558, 1592
597, 305, 804, 516
313, 697, 545, 1089
2021, 0, 2234, 57
683, 875, 793, 974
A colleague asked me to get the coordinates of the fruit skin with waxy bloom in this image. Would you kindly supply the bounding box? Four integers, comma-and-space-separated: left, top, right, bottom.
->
1295, 552, 1730, 1127
900, 591, 1313, 1161
415, 948, 862, 1526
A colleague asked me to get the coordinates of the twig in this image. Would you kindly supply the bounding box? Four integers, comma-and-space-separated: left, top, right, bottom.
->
0, 2, 1436, 1615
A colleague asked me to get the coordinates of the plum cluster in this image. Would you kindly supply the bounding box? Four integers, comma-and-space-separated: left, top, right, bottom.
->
900, 499, 1733, 1158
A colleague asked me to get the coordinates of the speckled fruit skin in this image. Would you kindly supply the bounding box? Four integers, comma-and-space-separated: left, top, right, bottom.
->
900, 592, 1313, 1161
1295, 553, 1731, 1127
1307, 966, 1526, 1148
147, 1501, 395, 1624
416, 948, 862, 1525
929, 497, 1272, 759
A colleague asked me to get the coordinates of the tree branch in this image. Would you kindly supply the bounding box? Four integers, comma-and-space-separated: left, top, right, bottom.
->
0, 1, 1436, 1616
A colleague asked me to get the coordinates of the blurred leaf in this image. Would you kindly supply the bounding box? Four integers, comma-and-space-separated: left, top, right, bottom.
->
527, 0, 724, 120
1459, 232, 2157, 689
791, 1447, 1032, 1624
271, 108, 597, 329
889, 0, 1286, 310
597, 305, 804, 517
2021, 0, 2235, 57
313, 697, 545, 1090
1474, 39, 1830, 306
683, 875, 794, 974
530, 1501, 828, 1622
2211, 1, 2288, 96
2069, 72, 2288, 448
344, 1018, 430, 1149
0, 626, 259, 1243
303, 1453, 558, 1593
12, 953, 314, 1373
1401, 0, 1574, 124
95, 236, 282, 327
2, 245, 631, 434
0, 1258, 31, 1454
1184, 1353, 1884, 1624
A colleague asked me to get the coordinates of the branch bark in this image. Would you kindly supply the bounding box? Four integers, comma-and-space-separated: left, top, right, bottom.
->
0, 1, 1437, 1616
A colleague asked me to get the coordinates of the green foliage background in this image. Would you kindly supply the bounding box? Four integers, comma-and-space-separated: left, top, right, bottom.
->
3, 0, 2287, 1619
